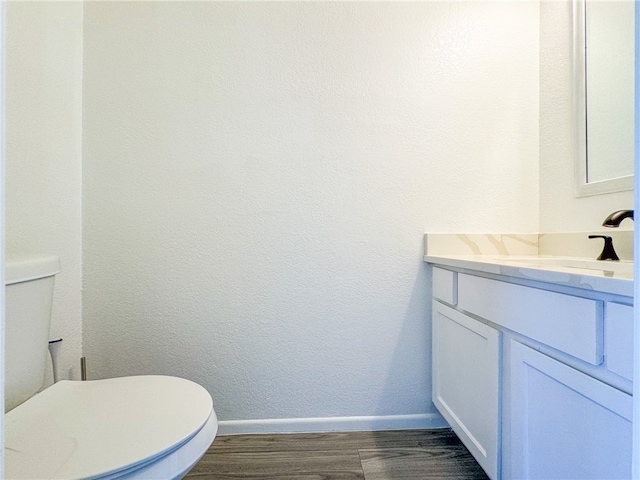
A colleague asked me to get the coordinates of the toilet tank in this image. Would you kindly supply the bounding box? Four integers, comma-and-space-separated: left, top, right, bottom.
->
5, 255, 60, 411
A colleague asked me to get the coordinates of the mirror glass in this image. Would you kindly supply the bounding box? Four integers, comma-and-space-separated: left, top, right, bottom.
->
575, 0, 635, 196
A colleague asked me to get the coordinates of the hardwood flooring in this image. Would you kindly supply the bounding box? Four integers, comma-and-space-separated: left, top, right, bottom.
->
185, 429, 489, 479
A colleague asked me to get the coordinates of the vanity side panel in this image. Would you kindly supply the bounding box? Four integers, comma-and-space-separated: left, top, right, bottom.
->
457, 274, 603, 365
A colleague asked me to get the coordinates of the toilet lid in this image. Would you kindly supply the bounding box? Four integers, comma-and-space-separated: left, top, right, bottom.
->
5, 375, 213, 480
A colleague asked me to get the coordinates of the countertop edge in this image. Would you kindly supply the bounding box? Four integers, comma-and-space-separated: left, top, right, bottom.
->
424, 254, 633, 299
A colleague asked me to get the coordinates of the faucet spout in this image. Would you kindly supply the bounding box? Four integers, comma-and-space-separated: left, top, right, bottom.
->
602, 209, 634, 228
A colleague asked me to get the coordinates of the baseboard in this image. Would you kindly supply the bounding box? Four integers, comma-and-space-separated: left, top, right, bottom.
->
217, 412, 449, 435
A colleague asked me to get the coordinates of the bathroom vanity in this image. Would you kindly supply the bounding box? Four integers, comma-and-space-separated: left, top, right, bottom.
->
425, 234, 633, 480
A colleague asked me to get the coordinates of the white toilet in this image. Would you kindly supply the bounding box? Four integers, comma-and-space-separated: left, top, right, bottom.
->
5, 255, 218, 479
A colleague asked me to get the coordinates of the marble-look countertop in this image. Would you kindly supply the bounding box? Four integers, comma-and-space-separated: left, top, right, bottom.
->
424, 254, 633, 298
424, 233, 634, 298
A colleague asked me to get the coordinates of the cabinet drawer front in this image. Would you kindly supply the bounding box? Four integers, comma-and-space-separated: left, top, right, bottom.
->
433, 267, 457, 305
509, 341, 632, 480
458, 274, 603, 365
605, 302, 633, 381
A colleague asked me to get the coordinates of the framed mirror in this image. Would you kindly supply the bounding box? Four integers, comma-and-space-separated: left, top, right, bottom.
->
574, 0, 635, 197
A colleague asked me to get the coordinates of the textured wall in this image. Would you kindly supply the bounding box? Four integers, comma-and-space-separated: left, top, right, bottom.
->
82, 2, 539, 426
539, 0, 634, 233
6, 3, 84, 383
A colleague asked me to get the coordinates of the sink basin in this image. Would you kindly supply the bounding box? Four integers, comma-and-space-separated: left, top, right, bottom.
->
502, 256, 634, 275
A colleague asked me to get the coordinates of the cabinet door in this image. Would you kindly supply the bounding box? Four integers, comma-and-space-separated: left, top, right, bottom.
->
509, 340, 632, 480
432, 301, 500, 479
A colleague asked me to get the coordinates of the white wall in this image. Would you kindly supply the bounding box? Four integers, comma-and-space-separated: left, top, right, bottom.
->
5, 2, 84, 383
539, 0, 634, 233
82, 2, 539, 428
3, 0, 634, 434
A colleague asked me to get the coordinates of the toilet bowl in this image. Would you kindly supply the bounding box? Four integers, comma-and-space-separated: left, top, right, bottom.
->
6, 376, 218, 479
5, 255, 218, 479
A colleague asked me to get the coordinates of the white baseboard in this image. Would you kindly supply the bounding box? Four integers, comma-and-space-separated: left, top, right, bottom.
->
217, 412, 449, 435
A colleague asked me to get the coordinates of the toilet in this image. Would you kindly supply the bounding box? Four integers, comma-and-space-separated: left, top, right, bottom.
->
5, 255, 218, 479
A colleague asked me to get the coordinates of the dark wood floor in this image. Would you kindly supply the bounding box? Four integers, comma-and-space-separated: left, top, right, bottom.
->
185, 429, 489, 479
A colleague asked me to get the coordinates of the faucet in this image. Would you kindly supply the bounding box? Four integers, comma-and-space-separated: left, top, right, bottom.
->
602, 209, 634, 227
589, 210, 634, 261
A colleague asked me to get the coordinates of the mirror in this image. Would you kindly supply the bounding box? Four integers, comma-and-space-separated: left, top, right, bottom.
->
575, 0, 635, 197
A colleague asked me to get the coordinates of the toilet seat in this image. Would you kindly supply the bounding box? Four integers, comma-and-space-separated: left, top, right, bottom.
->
5, 375, 217, 479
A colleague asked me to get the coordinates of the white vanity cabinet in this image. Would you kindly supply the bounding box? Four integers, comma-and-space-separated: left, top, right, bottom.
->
430, 266, 633, 480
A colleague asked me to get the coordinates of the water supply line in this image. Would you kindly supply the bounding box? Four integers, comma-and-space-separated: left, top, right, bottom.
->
81, 357, 87, 381
48, 338, 63, 383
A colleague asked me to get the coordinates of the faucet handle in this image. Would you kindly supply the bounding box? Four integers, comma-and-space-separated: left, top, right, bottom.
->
588, 235, 620, 261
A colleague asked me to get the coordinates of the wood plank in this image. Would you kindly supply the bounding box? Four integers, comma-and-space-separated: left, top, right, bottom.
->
359, 446, 489, 480
207, 429, 461, 453
186, 475, 363, 479
185, 450, 365, 479
184, 472, 364, 480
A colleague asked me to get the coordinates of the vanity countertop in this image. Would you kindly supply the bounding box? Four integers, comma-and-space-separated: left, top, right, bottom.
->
424, 254, 633, 298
